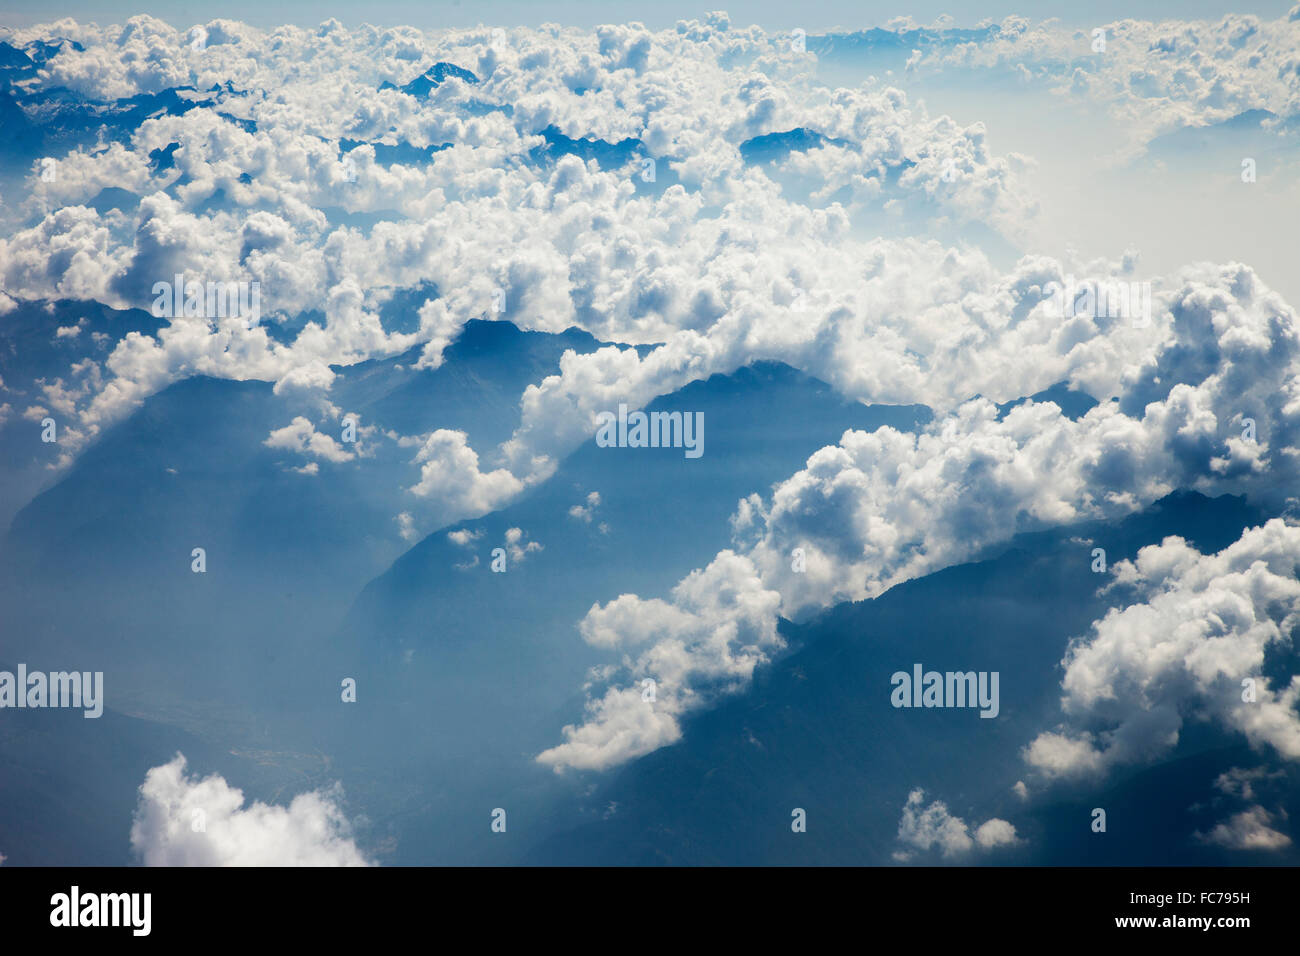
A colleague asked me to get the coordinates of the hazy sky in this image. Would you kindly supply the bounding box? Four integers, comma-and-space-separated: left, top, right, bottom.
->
4, 0, 1293, 30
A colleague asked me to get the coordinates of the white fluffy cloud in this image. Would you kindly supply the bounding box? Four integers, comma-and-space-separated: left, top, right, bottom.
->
502, 526, 542, 564
568, 490, 601, 523
725, 261, 1300, 615
539, 258, 1300, 770
1026, 519, 1300, 779
1195, 806, 1292, 851
1, 13, 1055, 483
264, 415, 354, 463
893, 788, 1018, 860
129, 754, 373, 866
537, 550, 781, 771
407, 429, 524, 522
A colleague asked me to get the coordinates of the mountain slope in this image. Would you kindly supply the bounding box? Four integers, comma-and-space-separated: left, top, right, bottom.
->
310, 361, 933, 863
519, 491, 1295, 865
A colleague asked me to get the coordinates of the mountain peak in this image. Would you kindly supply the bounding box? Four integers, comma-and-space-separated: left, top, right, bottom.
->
383, 62, 479, 97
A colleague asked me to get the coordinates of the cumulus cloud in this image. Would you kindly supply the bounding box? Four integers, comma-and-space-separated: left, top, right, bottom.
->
893, 788, 1018, 860
539, 259, 1300, 770
273, 361, 337, 396
568, 490, 600, 522
537, 550, 781, 771
407, 429, 524, 522
738, 262, 1300, 619
129, 754, 373, 866
502, 526, 541, 564
1, 13, 1062, 482
1025, 520, 1300, 779
1195, 806, 1291, 851
447, 527, 483, 547
264, 415, 355, 463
